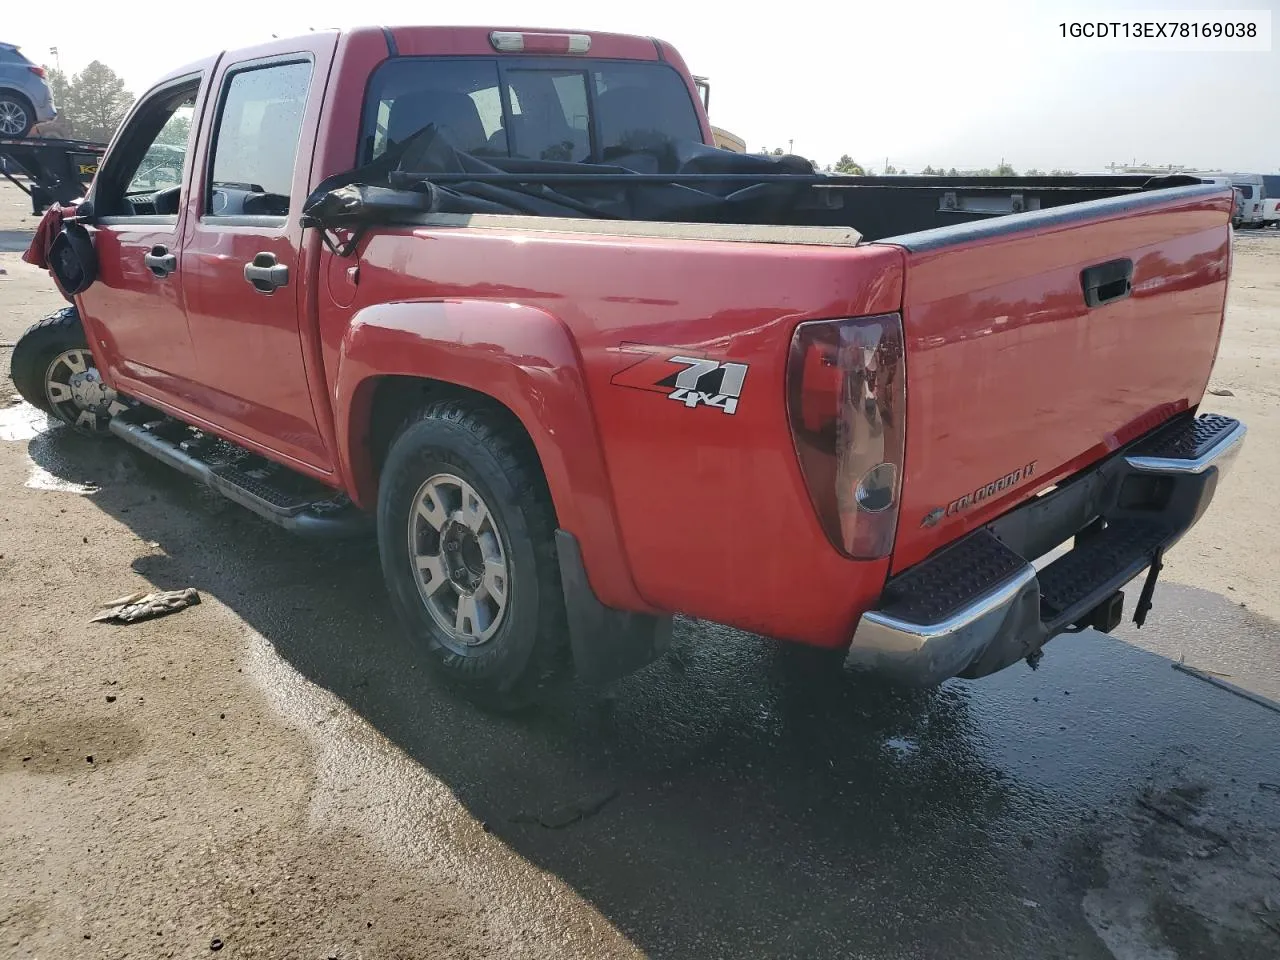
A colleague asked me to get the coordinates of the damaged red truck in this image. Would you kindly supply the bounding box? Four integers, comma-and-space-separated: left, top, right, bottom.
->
12, 25, 1245, 707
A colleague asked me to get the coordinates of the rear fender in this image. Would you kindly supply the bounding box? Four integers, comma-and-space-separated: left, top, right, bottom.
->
333, 298, 649, 612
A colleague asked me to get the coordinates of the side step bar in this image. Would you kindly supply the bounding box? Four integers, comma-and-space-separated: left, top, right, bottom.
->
109, 415, 371, 538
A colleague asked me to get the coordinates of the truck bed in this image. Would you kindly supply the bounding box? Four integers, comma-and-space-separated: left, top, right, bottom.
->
302, 129, 1205, 245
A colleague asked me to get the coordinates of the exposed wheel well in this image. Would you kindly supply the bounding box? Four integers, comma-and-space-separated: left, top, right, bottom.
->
364, 375, 546, 497
0, 88, 34, 112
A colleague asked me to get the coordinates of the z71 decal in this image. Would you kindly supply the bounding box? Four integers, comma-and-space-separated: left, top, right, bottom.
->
610, 344, 749, 415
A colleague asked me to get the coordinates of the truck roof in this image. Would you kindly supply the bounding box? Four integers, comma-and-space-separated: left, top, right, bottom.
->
382, 25, 667, 60
154, 24, 672, 88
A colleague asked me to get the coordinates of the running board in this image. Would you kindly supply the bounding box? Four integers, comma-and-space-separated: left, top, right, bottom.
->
109, 414, 370, 538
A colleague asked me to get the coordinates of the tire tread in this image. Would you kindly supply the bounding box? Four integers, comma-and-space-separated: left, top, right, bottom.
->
380, 396, 568, 710
9, 305, 83, 414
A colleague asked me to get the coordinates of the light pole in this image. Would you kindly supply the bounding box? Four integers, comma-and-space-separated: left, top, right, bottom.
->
49, 46, 61, 72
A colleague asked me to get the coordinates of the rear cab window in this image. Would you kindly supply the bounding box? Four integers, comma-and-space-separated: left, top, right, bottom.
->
360, 57, 703, 164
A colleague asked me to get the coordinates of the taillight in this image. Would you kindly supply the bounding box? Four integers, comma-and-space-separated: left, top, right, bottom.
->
786, 313, 906, 560
27, 65, 46, 78
489, 31, 591, 54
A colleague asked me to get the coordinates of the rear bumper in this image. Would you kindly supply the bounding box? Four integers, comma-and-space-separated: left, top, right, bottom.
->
848, 413, 1245, 685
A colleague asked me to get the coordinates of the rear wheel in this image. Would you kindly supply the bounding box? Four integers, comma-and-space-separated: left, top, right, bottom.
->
376, 398, 568, 710
0, 92, 33, 138
10, 307, 125, 434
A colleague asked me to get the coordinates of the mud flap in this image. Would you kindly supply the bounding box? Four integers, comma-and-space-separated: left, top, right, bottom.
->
554, 530, 673, 686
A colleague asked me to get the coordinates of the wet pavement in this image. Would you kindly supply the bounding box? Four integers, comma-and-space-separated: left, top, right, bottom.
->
0, 230, 33, 254
9, 413, 1280, 959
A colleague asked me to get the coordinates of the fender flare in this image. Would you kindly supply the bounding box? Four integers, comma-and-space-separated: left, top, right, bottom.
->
332, 298, 651, 614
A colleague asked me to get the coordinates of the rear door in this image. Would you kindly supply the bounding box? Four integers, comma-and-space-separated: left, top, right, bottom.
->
886, 185, 1234, 573
79, 75, 204, 404
179, 38, 336, 472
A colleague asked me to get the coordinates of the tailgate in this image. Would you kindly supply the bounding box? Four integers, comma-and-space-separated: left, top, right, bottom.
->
884, 184, 1234, 573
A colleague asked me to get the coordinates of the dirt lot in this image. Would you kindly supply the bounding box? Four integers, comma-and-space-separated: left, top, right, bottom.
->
2, 182, 1279, 959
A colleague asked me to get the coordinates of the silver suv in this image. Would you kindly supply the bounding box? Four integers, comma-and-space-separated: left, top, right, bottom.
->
0, 42, 57, 138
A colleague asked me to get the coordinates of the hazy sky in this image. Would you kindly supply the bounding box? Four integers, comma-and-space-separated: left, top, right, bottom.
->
7, 0, 1277, 173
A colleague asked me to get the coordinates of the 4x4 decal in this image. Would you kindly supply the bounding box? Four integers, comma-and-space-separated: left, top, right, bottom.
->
610, 344, 749, 415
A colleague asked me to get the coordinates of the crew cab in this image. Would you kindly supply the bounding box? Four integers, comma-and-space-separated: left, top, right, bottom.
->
13, 25, 1245, 707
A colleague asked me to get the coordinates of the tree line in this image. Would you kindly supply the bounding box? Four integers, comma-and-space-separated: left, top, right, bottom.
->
764, 150, 1077, 177
39, 61, 137, 143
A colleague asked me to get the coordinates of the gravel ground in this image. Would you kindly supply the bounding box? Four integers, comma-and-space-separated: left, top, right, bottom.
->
1, 183, 1279, 959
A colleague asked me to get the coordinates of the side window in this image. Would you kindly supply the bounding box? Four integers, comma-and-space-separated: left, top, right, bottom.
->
207, 61, 311, 218
126, 97, 195, 195
93, 80, 200, 218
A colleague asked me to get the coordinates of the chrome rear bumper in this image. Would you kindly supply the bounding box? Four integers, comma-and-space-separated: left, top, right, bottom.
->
848, 413, 1245, 686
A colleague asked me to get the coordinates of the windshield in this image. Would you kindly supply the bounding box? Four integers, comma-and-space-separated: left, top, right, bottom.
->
362, 58, 703, 164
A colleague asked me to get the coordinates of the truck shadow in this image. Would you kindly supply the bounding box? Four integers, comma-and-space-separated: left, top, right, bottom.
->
0, 229, 35, 253
26, 423, 1280, 959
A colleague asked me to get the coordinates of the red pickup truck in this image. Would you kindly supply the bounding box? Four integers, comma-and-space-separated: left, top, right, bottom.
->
12, 25, 1245, 707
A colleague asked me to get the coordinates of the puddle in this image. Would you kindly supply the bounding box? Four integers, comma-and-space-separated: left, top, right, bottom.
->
26, 457, 98, 494
0, 402, 51, 442
883, 735, 921, 759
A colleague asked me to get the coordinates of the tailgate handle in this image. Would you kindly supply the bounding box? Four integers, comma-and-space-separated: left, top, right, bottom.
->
1081, 258, 1133, 308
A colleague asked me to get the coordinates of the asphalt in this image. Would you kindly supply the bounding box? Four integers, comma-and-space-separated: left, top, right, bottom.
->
11, 416, 1280, 960
4, 211, 1280, 957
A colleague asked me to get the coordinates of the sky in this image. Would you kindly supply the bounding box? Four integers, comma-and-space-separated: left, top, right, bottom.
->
6, 0, 1277, 173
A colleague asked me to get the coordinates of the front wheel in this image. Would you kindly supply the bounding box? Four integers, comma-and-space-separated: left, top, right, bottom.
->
9, 307, 125, 434
376, 398, 569, 710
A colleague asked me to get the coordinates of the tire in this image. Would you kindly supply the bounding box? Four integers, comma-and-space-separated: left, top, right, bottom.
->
376, 398, 568, 710
0, 92, 33, 138
10, 306, 122, 434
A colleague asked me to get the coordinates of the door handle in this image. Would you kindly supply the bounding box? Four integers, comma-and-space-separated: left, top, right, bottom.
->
243, 252, 289, 294
1081, 258, 1133, 308
143, 245, 176, 278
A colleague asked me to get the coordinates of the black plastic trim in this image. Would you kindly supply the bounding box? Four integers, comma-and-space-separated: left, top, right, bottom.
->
381, 27, 399, 57
108, 415, 370, 538
554, 530, 672, 685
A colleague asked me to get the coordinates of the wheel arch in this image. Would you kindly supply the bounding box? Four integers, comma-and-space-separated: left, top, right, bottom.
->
0, 87, 34, 120
333, 298, 651, 613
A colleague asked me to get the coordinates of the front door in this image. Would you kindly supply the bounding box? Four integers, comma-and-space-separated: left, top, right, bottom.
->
78, 76, 204, 406
179, 42, 335, 473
